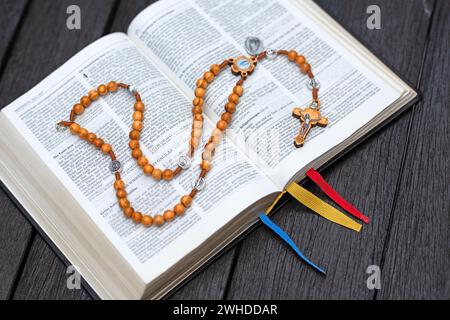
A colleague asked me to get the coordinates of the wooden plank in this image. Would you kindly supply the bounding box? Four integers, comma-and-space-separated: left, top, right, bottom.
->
378, 0, 450, 299
225, 0, 433, 299
12, 235, 92, 300
109, 0, 153, 33
0, 0, 34, 300
0, 0, 116, 300
0, 195, 33, 300
168, 249, 237, 299
0, 0, 28, 64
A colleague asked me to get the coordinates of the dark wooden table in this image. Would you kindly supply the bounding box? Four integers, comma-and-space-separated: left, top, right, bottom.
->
0, 0, 448, 300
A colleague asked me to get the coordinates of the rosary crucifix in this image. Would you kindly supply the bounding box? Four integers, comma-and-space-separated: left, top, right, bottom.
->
292, 101, 328, 147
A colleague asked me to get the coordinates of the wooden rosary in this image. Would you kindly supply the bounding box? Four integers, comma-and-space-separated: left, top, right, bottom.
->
56, 37, 326, 227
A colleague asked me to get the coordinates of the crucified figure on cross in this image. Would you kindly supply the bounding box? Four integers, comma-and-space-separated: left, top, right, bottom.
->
292, 104, 328, 148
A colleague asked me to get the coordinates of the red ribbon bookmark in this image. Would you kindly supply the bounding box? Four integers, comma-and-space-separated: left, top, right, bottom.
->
306, 168, 370, 224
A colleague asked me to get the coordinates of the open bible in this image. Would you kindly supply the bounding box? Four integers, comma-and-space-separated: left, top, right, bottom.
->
0, 0, 417, 299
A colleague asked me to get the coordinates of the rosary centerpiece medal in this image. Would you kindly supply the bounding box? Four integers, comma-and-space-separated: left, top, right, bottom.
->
230, 56, 257, 77
229, 36, 263, 77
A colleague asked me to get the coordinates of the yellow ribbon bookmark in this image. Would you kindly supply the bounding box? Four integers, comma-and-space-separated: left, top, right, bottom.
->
286, 182, 362, 232
267, 182, 362, 232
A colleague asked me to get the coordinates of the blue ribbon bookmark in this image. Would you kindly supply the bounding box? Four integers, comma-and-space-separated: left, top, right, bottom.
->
259, 213, 326, 275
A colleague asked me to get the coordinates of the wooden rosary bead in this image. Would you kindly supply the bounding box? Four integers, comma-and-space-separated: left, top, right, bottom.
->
225, 102, 236, 113
129, 139, 139, 150
97, 84, 108, 96
233, 85, 243, 97
228, 93, 239, 104
300, 62, 311, 73
205, 142, 216, 152
288, 50, 297, 61
295, 55, 306, 66
201, 160, 212, 171
132, 211, 142, 223
211, 134, 221, 144
88, 89, 99, 101
194, 114, 203, 121
107, 81, 118, 92
162, 169, 174, 181
192, 128, 202, 138
141, 215, 153, 227
152, 168, 162, 180
202, 150, 212, 161
134, 101, 145, 112
73, 103, 85, 115
163, 210, 175, 222
216, 120, 228, 131
143, 164, 154, 175
87, 132, 97, 143
195, 87, 205, 98
212, 128, 222, 138
114, 179, 125, 189
80, 96, 91, 107
174, 204, 185, 215
204, 71, 215, 83
116, 189, 127, 198
196, 78, 207, 89
101, 143, 112, 154
137, 156, 148, 167
129, 130, 140, 140
132, 111, 143, 121
69, 123, 80, 134
181, 195, 192, 208
119, 198, 130, 209
192, 106, 202, 114
193, 97, 203, 107
93, 138, 104, 149
221, 112, 232, 123
132, 121, 143, 131
153, 214, 165, 226
123, 207, 134, 218
132, 148, 142, 159
210, 64, 221, 75
190, 137, 200, 148
78, 128, 88, 139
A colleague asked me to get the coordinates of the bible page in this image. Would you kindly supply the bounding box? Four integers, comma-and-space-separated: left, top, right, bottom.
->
1, 33, 277, 283
128, 0, 404, 187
